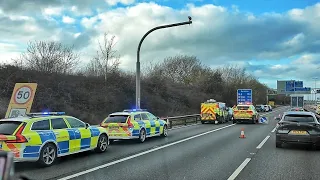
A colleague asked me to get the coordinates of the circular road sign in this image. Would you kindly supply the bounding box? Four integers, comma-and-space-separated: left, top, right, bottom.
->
14, 86, 33, 104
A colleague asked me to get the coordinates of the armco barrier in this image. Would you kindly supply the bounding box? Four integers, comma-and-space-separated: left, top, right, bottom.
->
163, 114, 201, 129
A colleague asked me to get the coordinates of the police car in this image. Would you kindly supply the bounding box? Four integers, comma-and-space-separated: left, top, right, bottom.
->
233, 103, 259, 124
0, 112, 109, 167
100, 109, 168, 143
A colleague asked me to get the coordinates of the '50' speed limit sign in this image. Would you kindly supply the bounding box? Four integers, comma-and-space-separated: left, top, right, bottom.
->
14, 86, 34, 104
5, 83, 37, 118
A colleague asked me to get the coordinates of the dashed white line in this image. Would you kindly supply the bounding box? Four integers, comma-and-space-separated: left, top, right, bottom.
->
227, 107, 288, 180
227, 158, 251, 180
57, 124, 235, 180
256, 135, 270, 149
271, 126, 278, 133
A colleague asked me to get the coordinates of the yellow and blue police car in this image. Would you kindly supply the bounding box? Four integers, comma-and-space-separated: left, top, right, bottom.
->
0, 112, 109, 167
100, 109, 168, 143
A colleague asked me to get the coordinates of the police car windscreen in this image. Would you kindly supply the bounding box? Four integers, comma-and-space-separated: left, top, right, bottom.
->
0, 121, 22, 135
237, 106, 250, 110
283, 114, 314, 123
105, 115, 129, 123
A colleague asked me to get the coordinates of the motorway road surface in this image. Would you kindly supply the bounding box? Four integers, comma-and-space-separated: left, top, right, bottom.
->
15, 106, 319, 180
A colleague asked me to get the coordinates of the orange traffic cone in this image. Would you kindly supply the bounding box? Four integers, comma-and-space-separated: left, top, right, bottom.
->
239, 128, 246, 138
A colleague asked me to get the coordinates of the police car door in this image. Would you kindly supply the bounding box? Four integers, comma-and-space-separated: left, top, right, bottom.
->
65, 117, 91, 151
141, 113, 157, 135
50, 118, 70, 154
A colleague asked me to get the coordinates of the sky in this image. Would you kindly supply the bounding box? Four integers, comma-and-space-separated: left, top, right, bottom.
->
0, 0, 320, 90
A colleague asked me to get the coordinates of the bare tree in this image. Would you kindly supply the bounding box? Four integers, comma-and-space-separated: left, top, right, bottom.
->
12, 41, 79, 74
85, 33, 120, 83
153, 55, 203, 85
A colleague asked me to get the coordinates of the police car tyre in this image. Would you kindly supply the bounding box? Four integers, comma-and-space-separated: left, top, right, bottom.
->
139, 128, 146, 143
38, 143, 57, 167
161, 125, 168, 137
95, 134, 108, 153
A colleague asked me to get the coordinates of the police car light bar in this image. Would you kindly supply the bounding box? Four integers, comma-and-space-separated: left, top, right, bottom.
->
26, 112, 66, 116
123, 109, 148, 112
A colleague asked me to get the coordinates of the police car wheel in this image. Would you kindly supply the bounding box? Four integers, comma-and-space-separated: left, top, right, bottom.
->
95, 134, 108, 153
161, 125, 168, 137
139, 129, 146, 143
38, 143, 57, 167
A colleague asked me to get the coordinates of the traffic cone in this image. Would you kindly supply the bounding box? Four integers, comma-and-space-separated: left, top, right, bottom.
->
239, 128, 246, 138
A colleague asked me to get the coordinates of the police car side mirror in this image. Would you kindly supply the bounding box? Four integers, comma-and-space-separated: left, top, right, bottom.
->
85, 123, 90, 129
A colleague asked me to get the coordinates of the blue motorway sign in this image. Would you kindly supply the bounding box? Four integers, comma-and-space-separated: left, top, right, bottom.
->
237, 89, 252, 104
285, 81, 295, 92
295, 81, 303, 88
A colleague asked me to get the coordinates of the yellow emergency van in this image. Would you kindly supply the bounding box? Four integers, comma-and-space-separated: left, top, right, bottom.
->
200, 99, 228, 124
233, 103, 259, 124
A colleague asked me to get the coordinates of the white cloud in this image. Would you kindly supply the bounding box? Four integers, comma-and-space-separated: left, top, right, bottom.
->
62, 16, 75, 24
74, 33, 81, 38
42, 7, 63, 16
106, 0, 135, 6
81, 17, 98, 29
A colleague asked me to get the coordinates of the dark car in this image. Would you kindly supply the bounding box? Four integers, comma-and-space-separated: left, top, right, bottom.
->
276, 111, 320, 148
255, 105, 264, 112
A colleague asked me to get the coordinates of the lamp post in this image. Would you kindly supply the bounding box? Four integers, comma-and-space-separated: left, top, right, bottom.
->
313, 77, 318, 105
135, 16, 193, 109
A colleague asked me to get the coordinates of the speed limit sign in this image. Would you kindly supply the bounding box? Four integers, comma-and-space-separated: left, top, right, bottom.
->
14, 86, 33, 104
5, 83, 37, 118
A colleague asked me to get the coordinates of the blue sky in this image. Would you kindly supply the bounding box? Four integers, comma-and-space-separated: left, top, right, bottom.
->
0, 0, 320, 91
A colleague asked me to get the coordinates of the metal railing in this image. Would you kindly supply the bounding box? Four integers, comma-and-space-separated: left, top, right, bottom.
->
162, 114, 201, 129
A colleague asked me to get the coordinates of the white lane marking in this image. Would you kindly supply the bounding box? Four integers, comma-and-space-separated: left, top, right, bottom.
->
256, 135, 270, 149
58, 124, 236, 180
271, 126, 278, 133
227, 158, 251, 180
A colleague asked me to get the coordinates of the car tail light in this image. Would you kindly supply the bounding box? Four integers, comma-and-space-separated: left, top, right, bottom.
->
6, 124, 27, 143
127, 116, 134, 128
248, 111, 253, 115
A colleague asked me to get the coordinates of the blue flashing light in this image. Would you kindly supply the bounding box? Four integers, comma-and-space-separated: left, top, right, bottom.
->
123, 109, 147, 112
27, 112, 66, 116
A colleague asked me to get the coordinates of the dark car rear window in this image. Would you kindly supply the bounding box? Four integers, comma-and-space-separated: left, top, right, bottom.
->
283, 114, 315, 123
0, 121, 22, 135
104, 115, 128, 123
